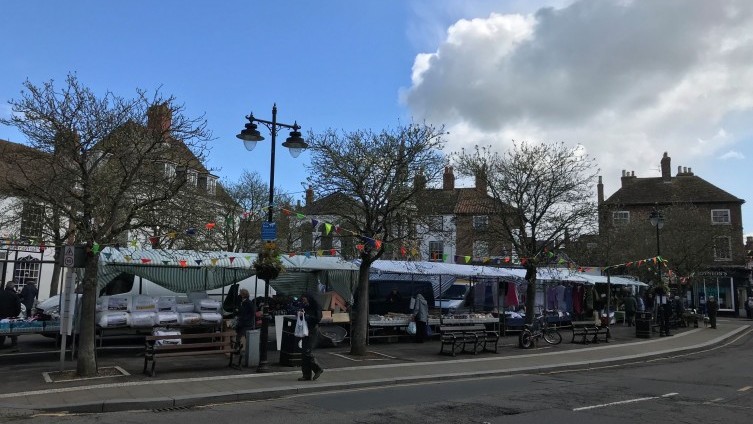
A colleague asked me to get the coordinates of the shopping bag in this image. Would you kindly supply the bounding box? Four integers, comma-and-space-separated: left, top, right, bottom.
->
426, 324, 433, 337
294, 313, 309, 338
407, 321, 417, 335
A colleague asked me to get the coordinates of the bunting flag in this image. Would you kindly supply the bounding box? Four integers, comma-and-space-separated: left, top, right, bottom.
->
205, 222, 215, 231
375, 240, 382, 249
162, 260, 169, 265
179, 260, 187, 267
289, 252, 296, 257
356, 244, 364, 251
400, 246, 407, 256
141, 258, 151, 264
304, 251, 311, 258
124, 255, 132, 263
296, 213, 305, 219
186, 228, 196, 236
282, 209, 291, 216
229, 256, 236, 264
329, 248, 336, 256
195, 259, 202, 265
92, 242, 101, 254
39, 241, 45, 253
311, 219, 319, 229
210, 258, 219, 266
335, 226, 342, 234
149, 236, 159, 246
167, 231, 177, 239
104, 252, 112, 260
324, 223, 332, 235
130, 240, 138, 248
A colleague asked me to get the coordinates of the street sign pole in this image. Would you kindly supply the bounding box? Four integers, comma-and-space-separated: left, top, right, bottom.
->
59, 245, 76, 371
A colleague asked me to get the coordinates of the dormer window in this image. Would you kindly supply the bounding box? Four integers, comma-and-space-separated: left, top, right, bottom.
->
187, 169, 198, 187
163, 162, 176, 179
207, 176, 217, 195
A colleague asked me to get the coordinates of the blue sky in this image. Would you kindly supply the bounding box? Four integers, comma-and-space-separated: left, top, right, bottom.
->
2, 0, 752, 239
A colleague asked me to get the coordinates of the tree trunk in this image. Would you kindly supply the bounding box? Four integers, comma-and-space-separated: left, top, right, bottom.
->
76, 255, 99, 377
349, 258, 371, 356
49, 259, 62, 297
524, 265, 536, 325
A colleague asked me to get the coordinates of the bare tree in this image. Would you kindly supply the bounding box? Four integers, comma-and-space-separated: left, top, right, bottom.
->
454, 142, 599, 325
0, 74, 211, 376
306, 123, 447, 355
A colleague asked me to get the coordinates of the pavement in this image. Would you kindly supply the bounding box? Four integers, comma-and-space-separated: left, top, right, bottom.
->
0, 318, 750, 415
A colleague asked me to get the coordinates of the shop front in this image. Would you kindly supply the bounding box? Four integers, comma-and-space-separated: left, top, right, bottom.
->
693, 268, 751, 316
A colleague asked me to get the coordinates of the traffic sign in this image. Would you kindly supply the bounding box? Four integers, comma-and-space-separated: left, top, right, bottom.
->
63, 245, 75, 268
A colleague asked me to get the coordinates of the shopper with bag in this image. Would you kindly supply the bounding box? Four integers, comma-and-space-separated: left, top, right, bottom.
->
412, 293, 429, 343
235, 289, 256, 359
297, 293, 324, 381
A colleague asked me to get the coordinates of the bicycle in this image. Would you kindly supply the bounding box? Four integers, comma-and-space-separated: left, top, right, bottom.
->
518, 313, 563, 349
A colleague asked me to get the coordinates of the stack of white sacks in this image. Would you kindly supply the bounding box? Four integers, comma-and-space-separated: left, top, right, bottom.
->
95, 294, 223, 328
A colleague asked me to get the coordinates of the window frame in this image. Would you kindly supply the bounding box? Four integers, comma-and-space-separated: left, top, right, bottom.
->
710, 209, 731, 225
612, 210, 630, 225
473, 240, 489, 259
19, 202, 45, 240
472, 215, 489, 231
186, 169, 198, 187
428, 240, 444, 262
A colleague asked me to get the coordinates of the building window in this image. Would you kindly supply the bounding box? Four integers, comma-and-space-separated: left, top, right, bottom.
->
473, 240, 489, 259
428, 216, 443, 232
207, 176, 217, 195
713, 236, 731, 261
612, 211, 630, 225
187, 169, 198, 187
163, 162, 176, 179
473, 215, 489, 230
428, 241, 444, 262
711, 209, 730, 225
20, 202, 44, 240
13, 255, 41, 293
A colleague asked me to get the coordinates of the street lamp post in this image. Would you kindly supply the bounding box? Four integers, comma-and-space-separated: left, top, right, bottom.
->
649, 208, 664, 256
237, 104, 307, 372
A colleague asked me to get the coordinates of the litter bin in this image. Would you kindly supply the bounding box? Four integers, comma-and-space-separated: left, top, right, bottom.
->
279, 316, 302, 366
635, 312, 652, 338
244, 329, 260, 368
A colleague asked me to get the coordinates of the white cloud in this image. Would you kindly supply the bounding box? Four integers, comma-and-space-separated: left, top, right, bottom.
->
718, 150, 745, 160
402, 0, 753, 196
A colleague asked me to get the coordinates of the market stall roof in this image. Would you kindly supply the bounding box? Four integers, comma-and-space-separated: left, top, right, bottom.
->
98, 248, 361, 296
580, 274, 648, 287
367, 260, 524, 282
98, 247, 258, 292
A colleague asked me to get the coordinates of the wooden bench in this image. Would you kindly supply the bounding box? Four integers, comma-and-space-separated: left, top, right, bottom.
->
143, 330, 241, 377
570, 321, 610, 344
439, 325, 499, 356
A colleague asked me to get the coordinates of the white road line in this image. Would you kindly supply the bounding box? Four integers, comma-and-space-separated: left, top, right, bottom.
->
738, 386, 752, 392
573, 393, 677, 411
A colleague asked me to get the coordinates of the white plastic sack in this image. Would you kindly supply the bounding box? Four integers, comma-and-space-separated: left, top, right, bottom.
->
200, 312, 223, 324
153, 328, 181, 346
194, 298, 221, 313
178, 312, 201, 326
294, 313, 309, 338
129, 295, 157, 312
154, 312, 180, 325
155, 296, 177, 312
96, 296, 129, 312
175, 297, 195, 313
129, 311, 156, 327
407, 321, 417, 335
96, 311, 130, 328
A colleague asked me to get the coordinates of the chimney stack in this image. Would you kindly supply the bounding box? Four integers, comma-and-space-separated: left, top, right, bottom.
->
443, 166, 455, 190
661, 152, 671, 181
475, 170, 486, 193
305, 185, 314, 206
147, 103, 172, 136
597, 176, 604, 204
621, 170, 636, 187
413, 169, 426, 191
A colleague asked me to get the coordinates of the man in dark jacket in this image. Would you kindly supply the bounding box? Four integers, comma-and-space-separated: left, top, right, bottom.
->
20, 281, 38, 319
0, 282, 22, 349
623, 292, 638, 327
706, 296, 719, 329
298, 293, 324, 381
235, 288, 256, 361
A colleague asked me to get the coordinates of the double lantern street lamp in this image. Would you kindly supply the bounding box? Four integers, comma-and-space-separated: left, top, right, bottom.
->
236, 104, 308, 372
649, 208, 665, 257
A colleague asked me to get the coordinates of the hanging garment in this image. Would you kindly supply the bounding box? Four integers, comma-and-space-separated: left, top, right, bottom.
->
556, 284, 566, 311
505, 282, 519, 307
564, 285, 573, 313
573, 284, 584, 315
547, 285, 558, 310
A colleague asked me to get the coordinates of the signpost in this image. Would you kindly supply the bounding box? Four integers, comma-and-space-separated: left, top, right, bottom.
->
59, 245, 76, 370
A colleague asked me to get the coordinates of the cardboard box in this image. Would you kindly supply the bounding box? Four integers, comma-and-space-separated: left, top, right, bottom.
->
332, 312, 350, 323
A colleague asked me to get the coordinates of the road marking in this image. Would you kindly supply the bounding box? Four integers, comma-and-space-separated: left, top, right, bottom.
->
573, 393, 677, 411
738, 386, 752, 392
710, 398, 724, 402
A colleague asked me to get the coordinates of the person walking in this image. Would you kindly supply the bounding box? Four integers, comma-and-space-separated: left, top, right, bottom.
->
655, 287, 672, 337
19, 281, 37, 319
235, 288, 256, 363
298, 293, 324, 381
412, 293, 429, 343
623, 292, 637, 327
0, 282, 22, 350
706, 296, 719, 329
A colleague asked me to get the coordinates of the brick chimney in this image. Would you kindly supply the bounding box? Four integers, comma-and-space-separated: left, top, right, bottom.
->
443, 166, 455, 190
413, 170, 426, 191
620, 170, 637, 187
305, 185, 314, 206
475, 170, 486, 193
661, 152, 671, 181
147, 103, 172, 135
597, 176, 604, 204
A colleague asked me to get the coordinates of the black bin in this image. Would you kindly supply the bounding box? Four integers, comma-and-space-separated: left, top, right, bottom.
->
279, 316, 302, 366
635, 312, 652, 338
